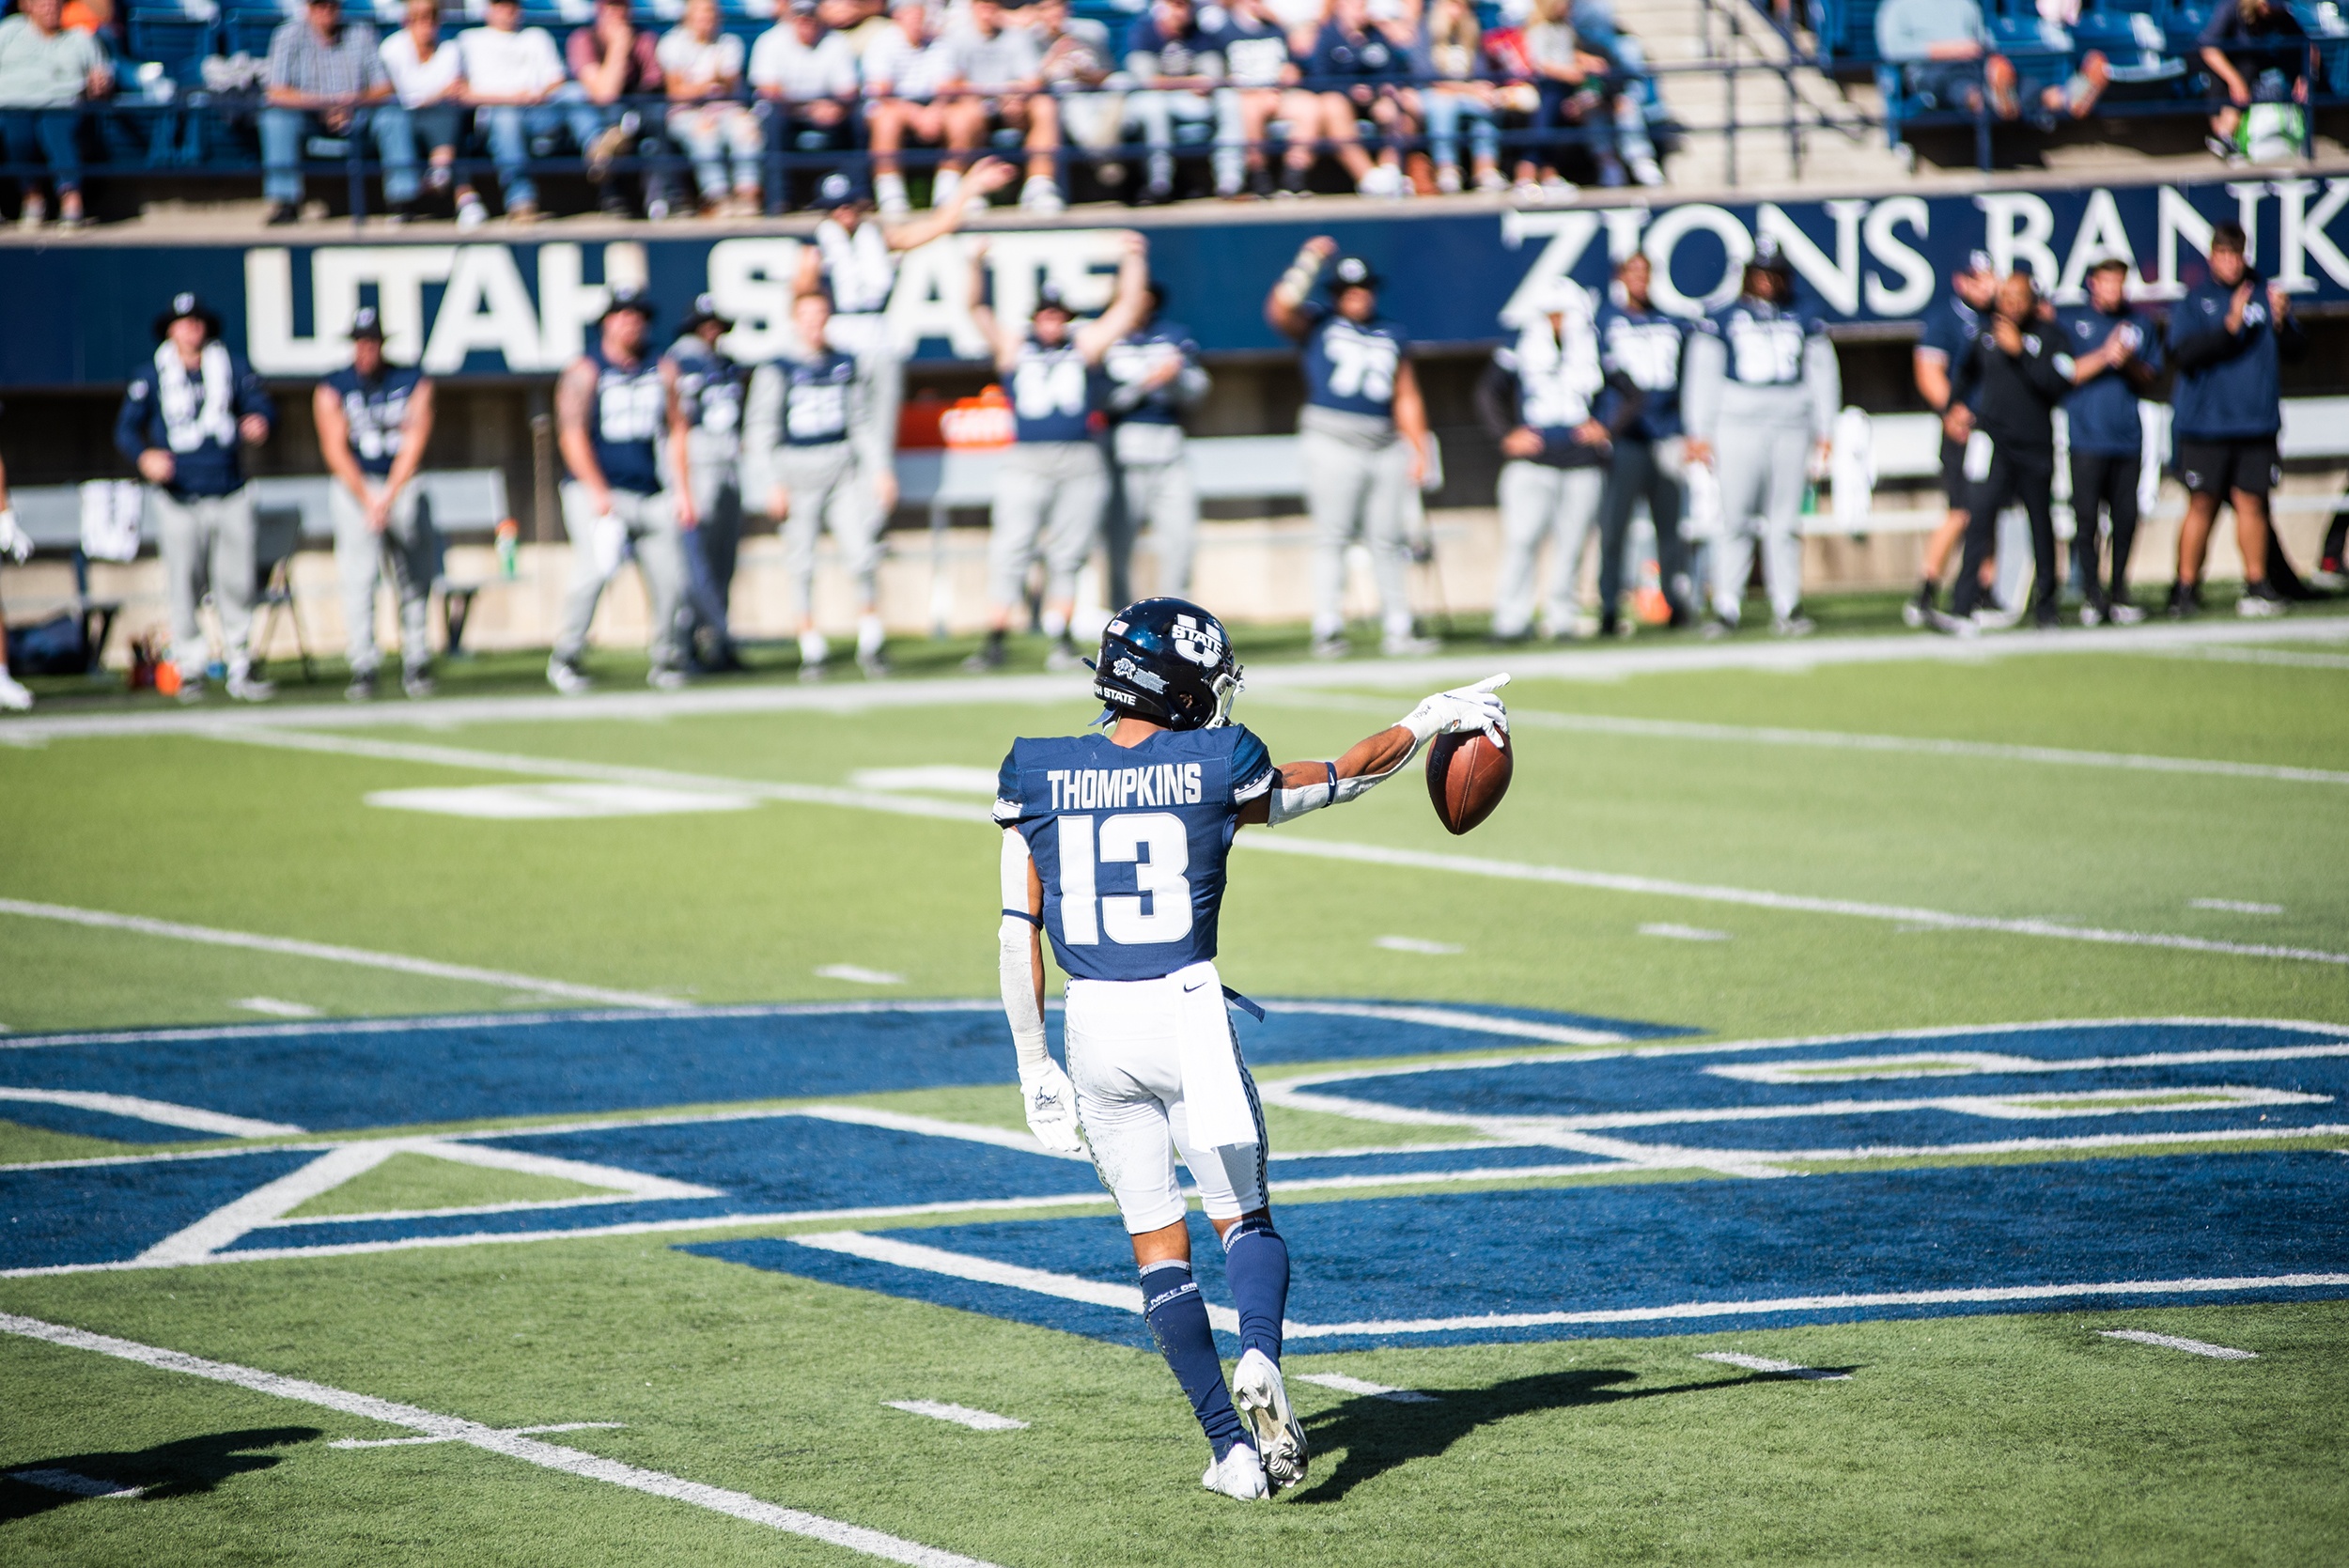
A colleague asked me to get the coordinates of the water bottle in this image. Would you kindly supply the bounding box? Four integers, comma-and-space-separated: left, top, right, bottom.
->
494, 518, 519, 580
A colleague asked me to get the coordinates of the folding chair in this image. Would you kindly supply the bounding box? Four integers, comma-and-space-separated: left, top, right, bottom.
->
249, 506, 316, 683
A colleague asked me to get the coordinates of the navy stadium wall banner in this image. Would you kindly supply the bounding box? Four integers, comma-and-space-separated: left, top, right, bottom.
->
3, 175, 2343, 387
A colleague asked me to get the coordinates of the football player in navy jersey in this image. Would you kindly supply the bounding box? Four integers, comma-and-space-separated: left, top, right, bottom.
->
994, 596, 1508, 1499
1907, 252, 1999, 627
1594, 251, 1694, 634
743, 283, 894, 680
316, 308, 437, 702
1682, 241, 1840, 638
664, 294, 748, 673
1102, 281, 1210, 604
965, 232, 1153, 674
1267, 239, 1434, 660
2054, 256, 2161, 627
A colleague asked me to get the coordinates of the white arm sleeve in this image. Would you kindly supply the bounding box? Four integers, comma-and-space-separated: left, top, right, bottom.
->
1265, 746, 1421, 825
997, 829, 1050, 1075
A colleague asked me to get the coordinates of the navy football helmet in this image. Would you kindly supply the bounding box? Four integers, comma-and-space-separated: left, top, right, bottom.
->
1092, 598, 1243, 731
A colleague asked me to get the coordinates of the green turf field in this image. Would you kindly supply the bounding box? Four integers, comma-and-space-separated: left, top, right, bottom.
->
4, 610, 2347, 1564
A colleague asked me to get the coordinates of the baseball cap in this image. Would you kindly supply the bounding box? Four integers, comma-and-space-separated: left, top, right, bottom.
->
1330, 256, 1380, 290
1963, 249, 1995, 275
602, 284, 656, 320
1034, 283, 1073, 315
350, 306, 386, 340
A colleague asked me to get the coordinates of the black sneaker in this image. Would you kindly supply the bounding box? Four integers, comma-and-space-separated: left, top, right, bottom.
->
1249, 166, 1276, 199
963, 631, 1007, 672
262, 202, 299, 226
2166, 582, 2201, 619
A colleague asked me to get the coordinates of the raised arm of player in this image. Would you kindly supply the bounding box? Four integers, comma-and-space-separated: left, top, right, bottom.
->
1076, 233, 1152, 364
998, 827, 1081, 1153
881, 155, 1016, 253
1265, 235, 1336, 340
1237, 675, 1509, 827
966, 241, 1018, 374
555, 357, 612, 517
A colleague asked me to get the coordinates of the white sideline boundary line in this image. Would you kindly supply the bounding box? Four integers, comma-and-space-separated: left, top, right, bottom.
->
3, 615, 2344, 742
2148, 645, 2349, 671
0, 898, 686, 1011
0, 1312, 1003, 1568
2098, 1328, 2258, 1359
1695, 1351, 1851, 1380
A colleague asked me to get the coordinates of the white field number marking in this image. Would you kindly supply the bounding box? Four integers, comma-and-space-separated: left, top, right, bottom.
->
1696, 1351, 1851, 1380
365, 783, 759, 819
1375, 936, 1463, 955
2099, 1328, 2257, 1359
815, 966, 906, 986
1293, 1373, 1437, 1403
234, 997, 322, 1019
885, 1401, 1028, 1432
8, 1467, 148, 1498
1641, 924, 1732, 942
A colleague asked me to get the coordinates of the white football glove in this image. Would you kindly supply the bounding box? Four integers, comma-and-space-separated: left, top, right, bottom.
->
1400, 673, 1510, 745
0, 508, 30, 566
1019, 1060, 1085, 1155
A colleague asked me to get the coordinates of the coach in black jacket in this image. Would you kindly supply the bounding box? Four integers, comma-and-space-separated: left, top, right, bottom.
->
1946, 271, 2075, 630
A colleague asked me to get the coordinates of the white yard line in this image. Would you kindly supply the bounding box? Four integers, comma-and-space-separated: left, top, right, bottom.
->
2097, 1328, 2258, 1359
0, 898, 687, 1011
1292, 1373, 1437, 1403
815, 966, 908, 986
0, 1086, 302, 1139
1695, 1351, 1851, 1380
6, 1467, 148, 1498
4, 615, 2344, 744
789, 1231, 1245, 1335
332, 1421, 626, 1450
884, 1401, 1028, 1432
0, 1312, 1003, 1568
1641, 924, 1733, 942
233, 997, 323, 1019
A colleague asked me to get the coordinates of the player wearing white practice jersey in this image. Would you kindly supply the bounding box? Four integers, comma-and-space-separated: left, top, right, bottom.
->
995, 595, 1508, 1498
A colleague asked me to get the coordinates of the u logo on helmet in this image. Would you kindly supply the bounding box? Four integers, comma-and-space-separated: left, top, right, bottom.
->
1170, 614, 1225, 668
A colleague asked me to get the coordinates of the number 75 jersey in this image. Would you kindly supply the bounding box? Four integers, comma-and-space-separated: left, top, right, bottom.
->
995, 725, 1275, 982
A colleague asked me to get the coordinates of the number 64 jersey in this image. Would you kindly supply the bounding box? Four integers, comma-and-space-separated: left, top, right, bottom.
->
994, 725, 1275, 982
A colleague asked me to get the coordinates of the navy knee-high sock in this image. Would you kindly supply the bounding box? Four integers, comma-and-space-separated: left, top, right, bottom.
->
1142, 1260, 1245, 1458
1222, 1218, 1289, 1362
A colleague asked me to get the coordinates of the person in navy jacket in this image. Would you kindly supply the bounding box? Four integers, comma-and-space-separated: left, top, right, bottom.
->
1593, 251, 1693, 633
2054, 256, 2162, 626
115, 292, 277, 702
2166, 221, 2305, 618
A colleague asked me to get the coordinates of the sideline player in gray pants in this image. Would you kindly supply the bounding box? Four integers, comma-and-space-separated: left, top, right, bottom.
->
1265, 239, 1435, 660
1475, 278, 1643, 640
664, 293, 746, 672
1102, 282, 1209, 604
114, 291, 277, 702
964, 230, 1152, 672
317, 307, 438, 702
743, 284, 894, 680
549, 286, 695, 693
1681, 242, 1839, 638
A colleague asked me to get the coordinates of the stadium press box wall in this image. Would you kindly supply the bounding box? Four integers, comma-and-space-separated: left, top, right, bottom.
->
1, 174, 2345, 388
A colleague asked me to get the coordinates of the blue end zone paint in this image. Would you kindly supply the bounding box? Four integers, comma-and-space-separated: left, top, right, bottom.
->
0, 1151, 321, 1269
685, 1151, 2349, 1350
0, 1001, 1688, 1131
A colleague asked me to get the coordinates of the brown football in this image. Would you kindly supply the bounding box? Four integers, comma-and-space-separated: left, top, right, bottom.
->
1425, 728, 1513, 835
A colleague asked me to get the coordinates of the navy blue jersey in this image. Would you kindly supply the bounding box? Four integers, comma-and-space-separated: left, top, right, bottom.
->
1919, 295, 1987, 411
1207, 10, 1290, 85
1697, 299, 1827, 387
1301, 308, 1408, 419
1595, 305, 1686, 441
584, 344, 666, 494
668, 338, 747, 441
2055, 304, 2161, 457
115, 347, 275, 500
1305, 20, 1403, 79
1103, 319, 1201, 427
775, 349, 859, 446
321, 365, 423, 478
1122, 10, 1219, 73
2168, 277, 2296, 441
1009, 338, 1100, 443
994, 725, 1275, 983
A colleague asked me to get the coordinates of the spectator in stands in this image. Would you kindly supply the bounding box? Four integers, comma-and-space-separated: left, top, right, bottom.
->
0, 0, 109, 230
1423, 0, 1501, 194
936, 0, 1066, 215
261, 0, 415, 225
1874, 0, 2021, 121
1125, 0, 1241, 202
1033, 0, 1125, 191
862, 0, 951, 217
1298, 0, 1413, 197
117, 292, 277, 702
0, 446, 30, 711
751, 0, 861, 209
821, 0, 894, 57
1207, 0, 1301, 198
2199, 0, 2311, 163
567, 0, 667, 217
58, 0, 110, 40
1569, 0, 1661, 186
1524, 0, 1626, 188
663, 0, 761, 217
457, 0, 581, 225
379, 0, 465, 213
2167, 221, 2303, 618
2056, 255, 2160, 626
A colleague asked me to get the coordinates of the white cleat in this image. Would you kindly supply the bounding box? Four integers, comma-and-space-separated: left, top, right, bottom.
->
1201, 1441, 1269, 1501
225, 663, 275, 703
1231, 1349, 1308, 1491
0, 671, 33, 711
547, 656, 593, 696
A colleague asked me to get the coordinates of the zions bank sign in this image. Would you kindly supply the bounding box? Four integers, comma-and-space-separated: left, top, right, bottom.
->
0, 174, 2341, 386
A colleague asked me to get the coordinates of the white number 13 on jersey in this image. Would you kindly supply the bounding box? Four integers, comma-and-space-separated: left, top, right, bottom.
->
1056, 813, 1193, 945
